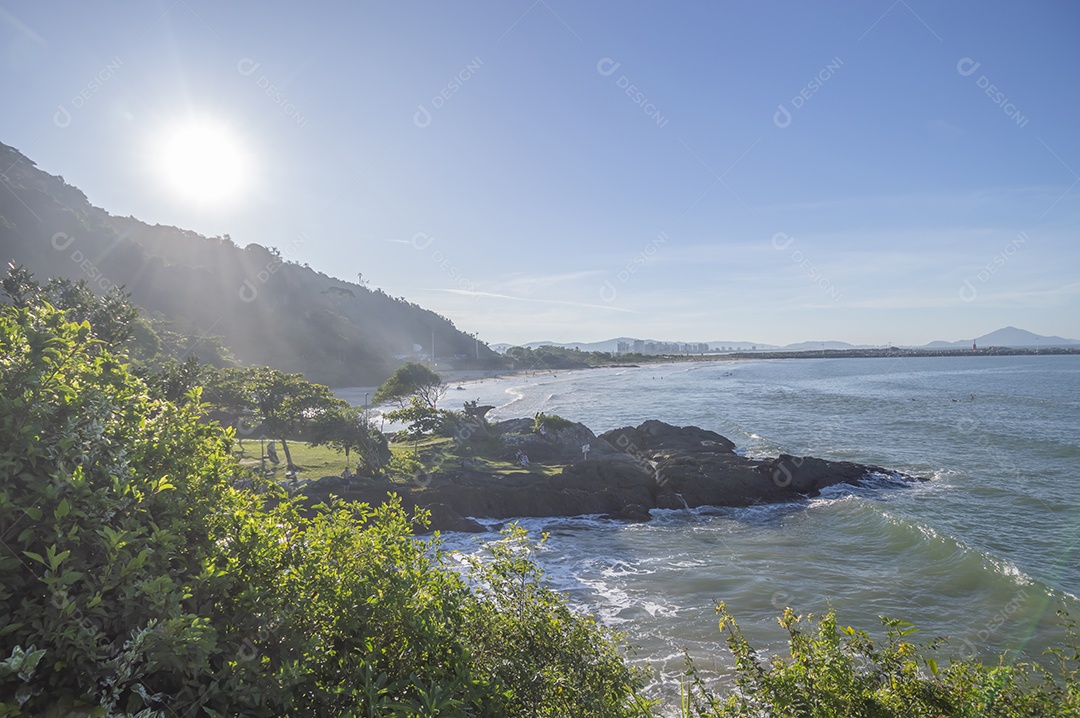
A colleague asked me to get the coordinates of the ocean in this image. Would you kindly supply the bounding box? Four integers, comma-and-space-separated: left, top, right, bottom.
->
376, 355, 1080, 706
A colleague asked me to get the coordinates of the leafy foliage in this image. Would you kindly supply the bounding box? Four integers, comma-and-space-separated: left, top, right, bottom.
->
503, 344, 654, 370
2, 262, 138, 348
462, 526, 655, 717
374, 361, 446, 409
244, 365, 347, 468
681, 603, 1080, 717
308, 404, 390, 475
5, 269, 1080, 717
0, 299, 651, 717
383, 395, 443, 438
532, 412, 574, 434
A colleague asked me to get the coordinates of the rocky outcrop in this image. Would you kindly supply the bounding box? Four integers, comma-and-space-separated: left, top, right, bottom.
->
598, 420, 890, 509
299, 419, 913, 532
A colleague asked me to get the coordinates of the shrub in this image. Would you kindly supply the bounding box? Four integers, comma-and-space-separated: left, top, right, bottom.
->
532, 412, 574, 434
682, 603, 1080, 717
0, 301, 651, 717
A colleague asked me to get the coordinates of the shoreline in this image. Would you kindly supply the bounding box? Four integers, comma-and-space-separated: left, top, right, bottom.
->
335, 347, 1080, 405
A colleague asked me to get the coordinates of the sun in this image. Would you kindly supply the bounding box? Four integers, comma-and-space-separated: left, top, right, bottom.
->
156, 120, 250, 204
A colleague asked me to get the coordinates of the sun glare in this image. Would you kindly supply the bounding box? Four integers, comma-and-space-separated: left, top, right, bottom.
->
156, 120, 249, 204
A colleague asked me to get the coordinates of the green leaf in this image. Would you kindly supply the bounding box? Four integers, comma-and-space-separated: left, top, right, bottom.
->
47, 547, 70, 571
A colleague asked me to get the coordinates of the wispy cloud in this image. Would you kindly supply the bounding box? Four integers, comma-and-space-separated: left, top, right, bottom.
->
0, 7, 46, 45
495, 269, 607, 293
428, 288, 636, 313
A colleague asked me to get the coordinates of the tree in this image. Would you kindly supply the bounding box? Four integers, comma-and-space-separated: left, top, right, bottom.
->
140, 354, 205, 403
247, 367, 347, 470
383, 396, 442, 439
2, 263, 140, 349
373, 361, 445, 409
0, 300, 653, 716
200, 365, 265, 457
309, 405, 390, 475
0, 300, 244, 714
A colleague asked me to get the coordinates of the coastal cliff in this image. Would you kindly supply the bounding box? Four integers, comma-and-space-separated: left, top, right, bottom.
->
301, 418, 914, 532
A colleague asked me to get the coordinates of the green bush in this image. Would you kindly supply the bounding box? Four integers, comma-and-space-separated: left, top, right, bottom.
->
462, 526, 654, 717
0, 301, 651, 717
5, 298, 1080, 717
383, 395, 443, 438
532, 412, 574, 434
682, 603, 1080, 717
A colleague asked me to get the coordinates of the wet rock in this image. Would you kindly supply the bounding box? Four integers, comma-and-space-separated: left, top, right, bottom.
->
298, 419, 912, 532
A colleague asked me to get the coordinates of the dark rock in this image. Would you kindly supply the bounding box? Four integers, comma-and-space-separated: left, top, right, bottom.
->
425, 503, 486, 533
655, 492, 689, 510
603, 503, 651, 522
602, 420, 736, 458
295, 418, 914, 532
756, 454, 889, 495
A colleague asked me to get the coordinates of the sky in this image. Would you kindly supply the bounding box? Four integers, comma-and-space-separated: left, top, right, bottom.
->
2, 1, 1078, 347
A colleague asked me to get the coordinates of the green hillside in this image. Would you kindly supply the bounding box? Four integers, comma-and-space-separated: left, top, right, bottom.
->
0, 141, 505, 386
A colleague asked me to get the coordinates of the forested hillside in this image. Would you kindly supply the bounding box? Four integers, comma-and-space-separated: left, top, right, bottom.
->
0, 141, 504, 386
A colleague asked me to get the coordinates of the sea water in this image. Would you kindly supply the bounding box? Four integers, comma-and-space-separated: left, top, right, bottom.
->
401, 355, 1080, 706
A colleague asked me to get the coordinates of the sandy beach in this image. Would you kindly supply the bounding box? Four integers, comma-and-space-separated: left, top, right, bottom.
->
333, 367, 566, 407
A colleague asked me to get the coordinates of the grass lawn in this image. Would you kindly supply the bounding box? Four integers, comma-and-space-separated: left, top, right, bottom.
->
233, 433, 566, 483
234, 439, 349, 480
390, 435, 564, 477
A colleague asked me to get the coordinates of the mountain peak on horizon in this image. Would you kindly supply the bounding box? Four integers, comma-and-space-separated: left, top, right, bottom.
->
928, 326, 1079, 348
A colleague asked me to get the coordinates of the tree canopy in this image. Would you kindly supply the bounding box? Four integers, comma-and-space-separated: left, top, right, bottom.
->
3, 270, 1080, 716
244, 366, 346, 469
0, 290, 650, 717
373, 361, 445, 409
309, 404, 390, 475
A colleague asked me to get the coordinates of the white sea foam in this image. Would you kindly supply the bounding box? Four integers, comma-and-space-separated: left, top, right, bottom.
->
420, 355, 1080, 710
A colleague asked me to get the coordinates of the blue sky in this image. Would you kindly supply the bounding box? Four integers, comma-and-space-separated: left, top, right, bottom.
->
3, 1, 1078, 346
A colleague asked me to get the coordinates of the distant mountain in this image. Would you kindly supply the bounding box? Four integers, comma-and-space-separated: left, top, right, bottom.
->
497, 327, 1080, 356
495, 337, 782, 353
0, 141, 504, 386
923, 327, 1079, 349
